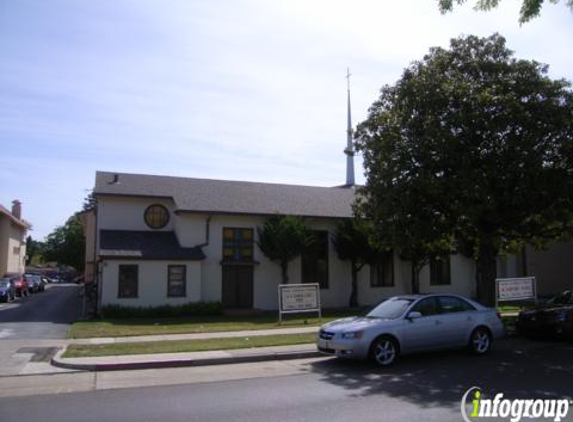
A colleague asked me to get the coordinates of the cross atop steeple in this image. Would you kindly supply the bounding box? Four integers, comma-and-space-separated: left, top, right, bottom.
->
344, 67, 355, 186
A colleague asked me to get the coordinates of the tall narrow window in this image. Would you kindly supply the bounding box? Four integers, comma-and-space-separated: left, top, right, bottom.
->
370, 250, 394, 287
430, 256, 451, 285
168, 265, 186, 297
118, 265, 138, 298
222, 228, 254, 262
302, 231, 329, 289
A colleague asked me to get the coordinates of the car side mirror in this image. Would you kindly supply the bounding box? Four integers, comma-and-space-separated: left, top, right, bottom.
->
407, 311, 423, 321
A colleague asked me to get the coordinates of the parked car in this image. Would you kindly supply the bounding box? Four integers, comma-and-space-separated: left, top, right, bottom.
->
516, 291, 573, 340
317, 294, 505, 366
0, 278, 16, 302
23, 274, 38, 293
24, 274, 45, 293
3, 273, 28, 297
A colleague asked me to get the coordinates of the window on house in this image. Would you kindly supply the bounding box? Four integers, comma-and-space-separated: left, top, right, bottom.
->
302, 230, 329, 289
430, 256, 451, 285
12, 246, 20, 255
370, 250, 394, 287
222, 228, 254, 262
118, 265, 138, 298
144, 204, 170, 229
167, 265, 186, 297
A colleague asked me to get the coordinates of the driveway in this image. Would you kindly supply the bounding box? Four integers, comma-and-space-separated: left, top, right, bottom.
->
0, 283, 82, 376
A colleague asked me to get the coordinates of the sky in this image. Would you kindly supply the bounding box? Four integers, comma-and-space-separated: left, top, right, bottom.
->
0, 0, 572, 240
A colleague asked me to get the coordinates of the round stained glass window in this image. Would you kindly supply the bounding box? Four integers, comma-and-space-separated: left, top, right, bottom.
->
144, 204, 170, 229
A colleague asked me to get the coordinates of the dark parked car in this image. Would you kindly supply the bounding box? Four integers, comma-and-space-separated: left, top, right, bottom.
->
0, 278, 16, 302
24, 274, 45, 293
516, 291, 573, 340
3, 273, 28, 297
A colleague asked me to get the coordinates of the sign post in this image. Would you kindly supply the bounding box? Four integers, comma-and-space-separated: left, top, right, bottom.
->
495, 277, 537, 309
278, 283, 321, 325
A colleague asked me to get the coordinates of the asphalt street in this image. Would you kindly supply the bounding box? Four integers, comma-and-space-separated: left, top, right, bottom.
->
1, 337, 572, 422
0, 283, 81, 376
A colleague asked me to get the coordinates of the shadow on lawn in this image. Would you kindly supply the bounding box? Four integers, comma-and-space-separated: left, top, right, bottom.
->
308, 337, 573, 408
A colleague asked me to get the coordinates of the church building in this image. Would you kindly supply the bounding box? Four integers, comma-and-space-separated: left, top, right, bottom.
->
90, 77, 483, 311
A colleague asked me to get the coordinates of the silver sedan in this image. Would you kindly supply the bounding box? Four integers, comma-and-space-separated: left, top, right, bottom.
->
317, 294, 504, 366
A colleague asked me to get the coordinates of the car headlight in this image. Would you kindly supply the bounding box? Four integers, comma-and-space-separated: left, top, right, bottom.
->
341, 331, 363, 340
555, 311, 568, 322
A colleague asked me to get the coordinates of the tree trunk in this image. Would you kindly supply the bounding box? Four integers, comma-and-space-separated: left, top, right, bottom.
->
349, 261, 359, 308
476, 238, 498, 306
411, 262, 420, 294
280, 261, 289, 284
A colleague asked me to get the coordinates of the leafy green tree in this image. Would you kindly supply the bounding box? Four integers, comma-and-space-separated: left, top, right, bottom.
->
42, 214, 86, 271
437, 0, 573, 24
25, 235, 44, 266
355, 34, 573, 305
257, 215, 314, 284
354, 179, 454, 294
332, 219, 381, 307
82, 192, 96, 212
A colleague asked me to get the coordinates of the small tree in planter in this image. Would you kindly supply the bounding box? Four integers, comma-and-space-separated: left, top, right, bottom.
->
257, 215, 314, 284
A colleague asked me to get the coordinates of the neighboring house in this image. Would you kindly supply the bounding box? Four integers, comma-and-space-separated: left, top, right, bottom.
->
91, 171, 479, 310
0, 200, 31, 276
78, 209, 96, 284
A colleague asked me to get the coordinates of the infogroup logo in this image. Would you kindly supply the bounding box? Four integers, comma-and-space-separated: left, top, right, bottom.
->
461, 387, 571, 422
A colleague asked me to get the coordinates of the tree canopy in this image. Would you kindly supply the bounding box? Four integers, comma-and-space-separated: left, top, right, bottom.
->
42, 214, 86, 271
355, 33, 573, 305
437, 0, 573, 24
25, 235, 44, 266
257, 215, 314, 284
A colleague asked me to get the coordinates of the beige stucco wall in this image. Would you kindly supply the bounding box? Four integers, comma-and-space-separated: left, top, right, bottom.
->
0, 216, 8, 274
0, 215, 26, 275
101, 260, 201, 307
79, 210, 96, 283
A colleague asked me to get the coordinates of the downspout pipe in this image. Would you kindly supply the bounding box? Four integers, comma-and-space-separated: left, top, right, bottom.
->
194, 214, 213, 248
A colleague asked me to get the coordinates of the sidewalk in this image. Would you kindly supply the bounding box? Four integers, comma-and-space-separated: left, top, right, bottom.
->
52, 326, 322, 372
70, 326, 320, 345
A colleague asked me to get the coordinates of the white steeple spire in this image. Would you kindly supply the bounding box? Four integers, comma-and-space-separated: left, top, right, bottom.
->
344, 68, 355, 186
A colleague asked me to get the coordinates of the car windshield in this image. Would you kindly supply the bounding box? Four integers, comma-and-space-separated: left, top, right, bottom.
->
366, 297, 415, 319
0, 281, 9, 288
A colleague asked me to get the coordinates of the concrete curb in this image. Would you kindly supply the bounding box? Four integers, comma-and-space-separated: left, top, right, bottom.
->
51, 346, 322, 372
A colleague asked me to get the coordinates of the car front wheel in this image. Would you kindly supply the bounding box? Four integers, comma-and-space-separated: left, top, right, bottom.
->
470, 327, 492, 355
370, 336, 399, 366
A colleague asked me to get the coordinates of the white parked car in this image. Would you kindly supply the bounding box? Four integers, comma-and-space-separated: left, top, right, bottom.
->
317, 294, 505, 366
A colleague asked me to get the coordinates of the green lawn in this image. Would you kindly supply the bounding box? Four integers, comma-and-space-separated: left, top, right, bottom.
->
63, 333, 317, 358
68, 311, 358, 339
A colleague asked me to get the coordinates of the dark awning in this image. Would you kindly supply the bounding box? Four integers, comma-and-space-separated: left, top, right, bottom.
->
99, 230, 205, 261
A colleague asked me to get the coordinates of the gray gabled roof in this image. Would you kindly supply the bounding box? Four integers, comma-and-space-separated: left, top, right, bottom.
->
100, 230, 205, 260
94, 171, 355, 218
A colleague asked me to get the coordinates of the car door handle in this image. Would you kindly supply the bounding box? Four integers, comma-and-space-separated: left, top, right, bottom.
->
435, 320, 442, 325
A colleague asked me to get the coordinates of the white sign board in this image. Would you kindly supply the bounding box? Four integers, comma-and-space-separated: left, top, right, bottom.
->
496, 277, 537, 305
278, 283, 321, 323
